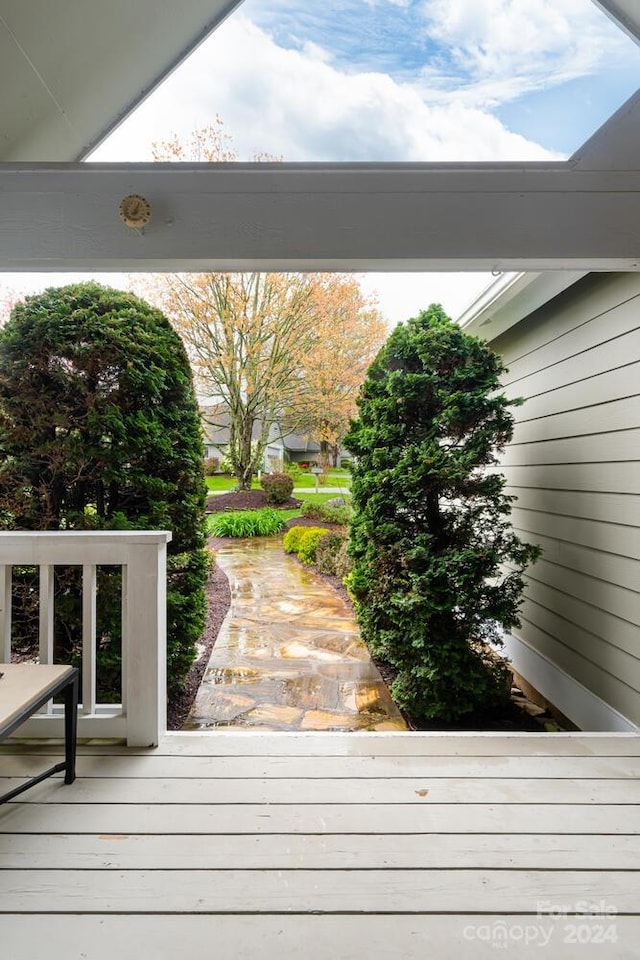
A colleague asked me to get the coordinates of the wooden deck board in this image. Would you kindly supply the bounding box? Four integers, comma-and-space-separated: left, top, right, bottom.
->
3, 832, 639, 870
3, 752, 640, 778
3, 915, 639, 960
3, 731, 640, 755
2, 868, 640, 913
2, 774, 640, 804
1, 732, 638, 958
3, 800, 640, 834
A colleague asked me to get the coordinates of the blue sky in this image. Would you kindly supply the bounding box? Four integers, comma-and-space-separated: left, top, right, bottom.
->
240, 0, 640, 156
4, 1, 640, 324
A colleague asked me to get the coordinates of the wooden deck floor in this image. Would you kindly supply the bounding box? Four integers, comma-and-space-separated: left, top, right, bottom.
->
1, 732, 640, 958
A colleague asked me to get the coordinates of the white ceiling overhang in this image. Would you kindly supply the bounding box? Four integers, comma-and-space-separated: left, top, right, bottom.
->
0, 0, 245, 162
1, 0, 640, 274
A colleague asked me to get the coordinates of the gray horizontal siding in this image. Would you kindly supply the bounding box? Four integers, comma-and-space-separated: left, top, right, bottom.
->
492, 273, 640, 726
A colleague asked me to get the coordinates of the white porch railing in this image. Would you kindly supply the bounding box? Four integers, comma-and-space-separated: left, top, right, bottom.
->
0, 531, 171, 746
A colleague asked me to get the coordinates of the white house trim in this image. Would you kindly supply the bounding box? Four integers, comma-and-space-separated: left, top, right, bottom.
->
571, 90, 640, 171
499, 631, 640, 733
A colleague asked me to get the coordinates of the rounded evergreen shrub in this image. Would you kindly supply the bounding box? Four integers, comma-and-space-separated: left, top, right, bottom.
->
295, 527, 331, 565
344, 304, 541, 724
0, 282, 208, 697
260, 471, 294, 504
334, 540, 353, 581
282, 525, 309, 554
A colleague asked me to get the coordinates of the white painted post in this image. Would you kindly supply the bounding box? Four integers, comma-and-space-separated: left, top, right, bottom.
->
82, 564, 97, 715
38, 563, 55, 715
39, 564, 54, 664
0, 564, 11, 662
120, 564, 128, 713
124, 536, 170, 747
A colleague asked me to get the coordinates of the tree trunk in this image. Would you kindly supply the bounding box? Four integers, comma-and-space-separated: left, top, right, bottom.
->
319, 439, 332, 471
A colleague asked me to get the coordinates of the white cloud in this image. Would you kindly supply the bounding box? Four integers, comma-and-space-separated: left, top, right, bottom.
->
93, 15, 557, 163
418, 0, 633, 106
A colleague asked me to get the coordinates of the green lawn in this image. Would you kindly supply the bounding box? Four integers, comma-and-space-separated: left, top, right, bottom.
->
205, 475, 261, 491
206, 472, 351, 492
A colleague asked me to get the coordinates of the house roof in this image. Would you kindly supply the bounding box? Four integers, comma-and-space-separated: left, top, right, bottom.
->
282, 433, 320, 453
0, 0, 243, 161
200, 409, 281, 446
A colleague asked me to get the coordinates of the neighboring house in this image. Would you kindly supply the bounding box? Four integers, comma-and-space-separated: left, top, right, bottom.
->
200, 408, 285, 472
281, 431, 321, 465
459, 271, 640, 732
201, 411, 352, 471
282, 431, 352, 466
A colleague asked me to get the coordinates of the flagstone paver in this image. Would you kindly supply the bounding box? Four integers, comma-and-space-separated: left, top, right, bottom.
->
184, 536, 407, 731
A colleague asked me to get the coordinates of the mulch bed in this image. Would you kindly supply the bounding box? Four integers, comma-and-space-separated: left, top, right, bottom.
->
166, 559, 231, 730
206, 489, 301, 513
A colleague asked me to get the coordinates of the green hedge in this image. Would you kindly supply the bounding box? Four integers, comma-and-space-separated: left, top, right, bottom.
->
0, 282, 208, 698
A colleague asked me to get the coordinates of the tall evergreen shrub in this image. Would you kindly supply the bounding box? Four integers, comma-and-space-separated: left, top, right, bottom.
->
344, 305, 540, 723
0, 282, 208, 696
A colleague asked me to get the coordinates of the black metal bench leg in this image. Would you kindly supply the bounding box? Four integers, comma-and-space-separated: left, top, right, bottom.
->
63, 673, 78, 785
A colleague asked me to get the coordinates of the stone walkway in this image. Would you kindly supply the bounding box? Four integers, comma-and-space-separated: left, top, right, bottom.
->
185, 537, 407, 732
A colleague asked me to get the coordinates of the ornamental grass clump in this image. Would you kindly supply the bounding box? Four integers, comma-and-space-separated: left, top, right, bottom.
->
344, 304, 541, 724
208, 508, 287, 538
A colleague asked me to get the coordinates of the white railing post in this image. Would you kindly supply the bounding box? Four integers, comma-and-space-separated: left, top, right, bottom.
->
38, 564, 54, 664
124, 538, 168, 747
0, 531, 171, 744
81, 563, 97, 715
0, 564, 11, 661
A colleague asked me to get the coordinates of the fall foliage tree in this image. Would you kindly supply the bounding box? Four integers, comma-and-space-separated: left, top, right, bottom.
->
293, 275, 387, 467
143, 122, 386, 487
154, 271, 319, 488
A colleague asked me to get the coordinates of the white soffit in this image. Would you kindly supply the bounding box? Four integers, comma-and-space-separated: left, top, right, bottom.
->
458, 272, 588, 341
0, 0, 245, 161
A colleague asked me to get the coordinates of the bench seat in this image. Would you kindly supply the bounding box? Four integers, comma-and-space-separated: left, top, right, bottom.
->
0, 663, 78, 803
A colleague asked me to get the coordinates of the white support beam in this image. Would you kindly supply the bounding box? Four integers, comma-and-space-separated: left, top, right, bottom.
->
2, 162, 640, 272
